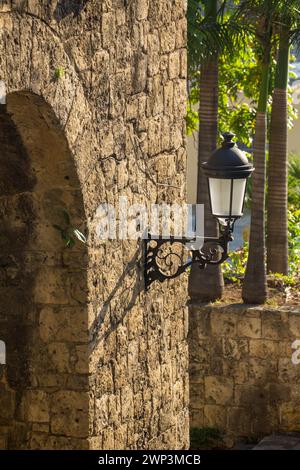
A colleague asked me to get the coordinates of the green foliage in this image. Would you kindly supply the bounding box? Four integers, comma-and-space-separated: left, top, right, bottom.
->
186, 2, 299, 143
54, 66, 65, 80
187, 0, 248, 73
222, 207, 300, 282
187, 1, 258, 144
186, 81, 200, 136
289, 153, 300, 179
190, 427, 224, 449
288, 153, 300, 206
53, 210, 86, 249
268, 272, 296, 287
187, 12, 264, 144
222, 206, 300, 281
218, 44, 259, 147
186, 0, 300, 287
287, 82, 299, 130
222, 242, 249, 282
288, 205, 300, 275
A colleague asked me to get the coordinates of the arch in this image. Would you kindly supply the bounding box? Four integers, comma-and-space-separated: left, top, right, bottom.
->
0, 10, 94, 175
0, 12, 97, 450
0, 91, 89, 449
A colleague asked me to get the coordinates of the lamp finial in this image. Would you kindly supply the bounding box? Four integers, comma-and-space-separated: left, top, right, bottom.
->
222, 131, 235, 148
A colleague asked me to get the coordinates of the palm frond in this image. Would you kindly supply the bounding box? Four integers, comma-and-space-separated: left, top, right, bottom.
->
188, 0, 253, 73
289, 153, 300, 179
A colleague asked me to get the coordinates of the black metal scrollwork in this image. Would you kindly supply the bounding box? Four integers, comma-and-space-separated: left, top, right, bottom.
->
144, 226, 233, 290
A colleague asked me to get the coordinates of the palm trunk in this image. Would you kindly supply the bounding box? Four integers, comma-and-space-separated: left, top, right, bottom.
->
242, 61, 269, 304
188, 58, 224, 301
267, 29, 289, 274
188, 0, 223, 302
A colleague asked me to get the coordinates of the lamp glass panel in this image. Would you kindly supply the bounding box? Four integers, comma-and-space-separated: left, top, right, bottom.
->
232, 178, 247, 216
208, 178, 231, 217
208, 178, 246, 218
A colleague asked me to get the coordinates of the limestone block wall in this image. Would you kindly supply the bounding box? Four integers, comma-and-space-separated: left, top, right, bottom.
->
189, 304, 300, 440
0, 1, 188, 450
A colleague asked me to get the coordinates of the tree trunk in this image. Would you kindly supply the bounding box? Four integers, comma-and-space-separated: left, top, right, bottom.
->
242, 56, 270, 304
188, 58, 224, 301
267, 31, 289, 274
242, 112, 268, 303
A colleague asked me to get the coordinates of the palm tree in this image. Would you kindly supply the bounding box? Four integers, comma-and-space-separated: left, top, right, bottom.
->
189, 0, 224, 301
188, 0, 244, 301
241, 1, 276, 304
267, 1, 300, 275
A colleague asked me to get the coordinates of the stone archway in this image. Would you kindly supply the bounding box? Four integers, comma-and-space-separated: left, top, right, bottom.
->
0, 92, 89, 450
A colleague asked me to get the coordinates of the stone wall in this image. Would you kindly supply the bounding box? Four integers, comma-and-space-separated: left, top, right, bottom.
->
0, 1, 188, 450
189, 304, 300, 441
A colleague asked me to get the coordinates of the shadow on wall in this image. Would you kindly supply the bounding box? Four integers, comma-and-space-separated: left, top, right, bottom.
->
0, 92, 89, 449
0, 101, 36, 413
54, 0, 89, 21
89, 243, 143, 355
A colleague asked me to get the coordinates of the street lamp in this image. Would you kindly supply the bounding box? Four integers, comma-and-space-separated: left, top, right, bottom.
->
202, 131, 254, 226
144, 132, 254, 290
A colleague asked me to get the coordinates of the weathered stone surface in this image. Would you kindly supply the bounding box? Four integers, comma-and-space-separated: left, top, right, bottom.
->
0, 384, 15, 421
211, 310, 237, 336
262, 311, 290, 340
203, 405, 227, 429
237, 316, 261, 339
0, 0, 188, 451
39, 306, 88, 343
205, 376, 234, 405
227, 407, 252, 436
280, 403, 300, 429
190, 304, 300, 441
51, 391, 88, 438
249, 339, 278, 358
23, 390, 49, 423
0, 436, 6, 450
289, 312, 300, 336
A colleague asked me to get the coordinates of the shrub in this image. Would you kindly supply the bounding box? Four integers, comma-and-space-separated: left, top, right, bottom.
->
288, 205, 300, 276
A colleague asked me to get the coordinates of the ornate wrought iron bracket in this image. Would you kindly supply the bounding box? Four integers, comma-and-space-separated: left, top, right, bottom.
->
144, 226, 233, 290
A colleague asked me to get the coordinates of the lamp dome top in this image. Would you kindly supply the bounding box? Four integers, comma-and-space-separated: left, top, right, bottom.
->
201, 131, 254, 179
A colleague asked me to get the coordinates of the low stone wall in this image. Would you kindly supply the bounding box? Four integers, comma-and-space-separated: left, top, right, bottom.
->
189, 304, 300, 440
